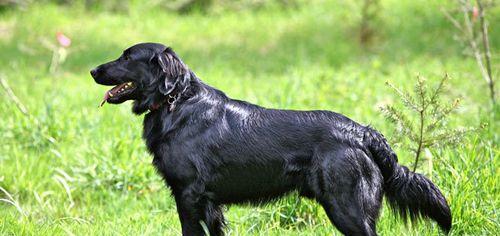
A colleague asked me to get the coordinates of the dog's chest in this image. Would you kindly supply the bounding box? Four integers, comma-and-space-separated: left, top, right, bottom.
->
142, 112, 196, 185
143, 111, 169, 153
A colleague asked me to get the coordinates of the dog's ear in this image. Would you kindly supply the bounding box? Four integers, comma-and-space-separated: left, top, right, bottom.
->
154, 47, 189, 95
164, 47, 183, 63
155, 51, 169, 74
152, 48, 171, 74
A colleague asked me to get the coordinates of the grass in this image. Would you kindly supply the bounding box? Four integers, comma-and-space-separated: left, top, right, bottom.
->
0, 0, 498, 235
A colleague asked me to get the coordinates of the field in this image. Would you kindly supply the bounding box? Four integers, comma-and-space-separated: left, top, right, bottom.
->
0, 0, 498, 235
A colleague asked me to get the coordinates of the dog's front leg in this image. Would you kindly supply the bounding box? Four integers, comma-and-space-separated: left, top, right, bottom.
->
175, 186, 205, 236
174, 183, 212, 236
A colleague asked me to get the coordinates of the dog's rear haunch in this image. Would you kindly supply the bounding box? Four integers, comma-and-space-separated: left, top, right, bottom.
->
91, 43, 451, 236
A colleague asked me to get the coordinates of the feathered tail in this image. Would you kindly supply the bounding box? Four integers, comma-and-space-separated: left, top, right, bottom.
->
364, 127, 452, 233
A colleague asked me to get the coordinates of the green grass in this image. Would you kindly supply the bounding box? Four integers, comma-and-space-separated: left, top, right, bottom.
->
0, 1, 499, 235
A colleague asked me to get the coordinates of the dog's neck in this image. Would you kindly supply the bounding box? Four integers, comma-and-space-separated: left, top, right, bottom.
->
142, 80, 230, 152
149, 94, 177, 112
148, 71, 200, 113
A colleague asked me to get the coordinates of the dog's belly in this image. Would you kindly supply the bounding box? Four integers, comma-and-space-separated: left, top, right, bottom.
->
207, 160, 306, 205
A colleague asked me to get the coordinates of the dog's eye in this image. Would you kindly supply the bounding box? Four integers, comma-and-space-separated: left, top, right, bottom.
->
123, 55, 130, 61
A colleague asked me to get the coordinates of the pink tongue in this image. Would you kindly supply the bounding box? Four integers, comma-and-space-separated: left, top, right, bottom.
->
100, 90, 110, 107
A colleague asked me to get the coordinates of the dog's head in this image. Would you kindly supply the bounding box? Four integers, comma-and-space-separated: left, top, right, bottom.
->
91, 43, 192, 114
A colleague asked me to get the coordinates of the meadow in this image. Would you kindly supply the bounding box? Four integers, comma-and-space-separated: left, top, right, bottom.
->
0, 0, 498, 235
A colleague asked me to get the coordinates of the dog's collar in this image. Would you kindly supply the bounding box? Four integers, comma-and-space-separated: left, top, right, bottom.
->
149, 94, 179, 112
149, 71, 194, 112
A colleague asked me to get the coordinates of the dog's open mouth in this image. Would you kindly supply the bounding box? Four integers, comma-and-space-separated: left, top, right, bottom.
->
100, 82, 136, 106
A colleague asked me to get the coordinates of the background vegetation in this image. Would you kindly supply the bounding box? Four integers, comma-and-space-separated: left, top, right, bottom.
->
0, 0, 498, 235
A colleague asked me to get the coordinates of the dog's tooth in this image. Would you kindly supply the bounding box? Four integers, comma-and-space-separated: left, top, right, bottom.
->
127, 82, 133, 86
109, 92, 113, 97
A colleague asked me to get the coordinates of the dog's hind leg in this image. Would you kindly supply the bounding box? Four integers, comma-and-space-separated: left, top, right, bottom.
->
320, 200, 377, 236
313, 148, 383, 236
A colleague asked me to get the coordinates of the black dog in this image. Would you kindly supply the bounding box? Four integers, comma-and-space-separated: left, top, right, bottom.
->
91, 43, 451, 236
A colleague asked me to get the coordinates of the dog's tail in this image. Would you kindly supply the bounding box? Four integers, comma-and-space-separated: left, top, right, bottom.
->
363, 127, 452, 233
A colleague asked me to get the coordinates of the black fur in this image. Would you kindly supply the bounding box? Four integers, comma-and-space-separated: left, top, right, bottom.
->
91, 43, 452, 235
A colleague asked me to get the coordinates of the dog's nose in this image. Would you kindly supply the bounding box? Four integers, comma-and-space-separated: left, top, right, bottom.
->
90, 68, 98, 78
